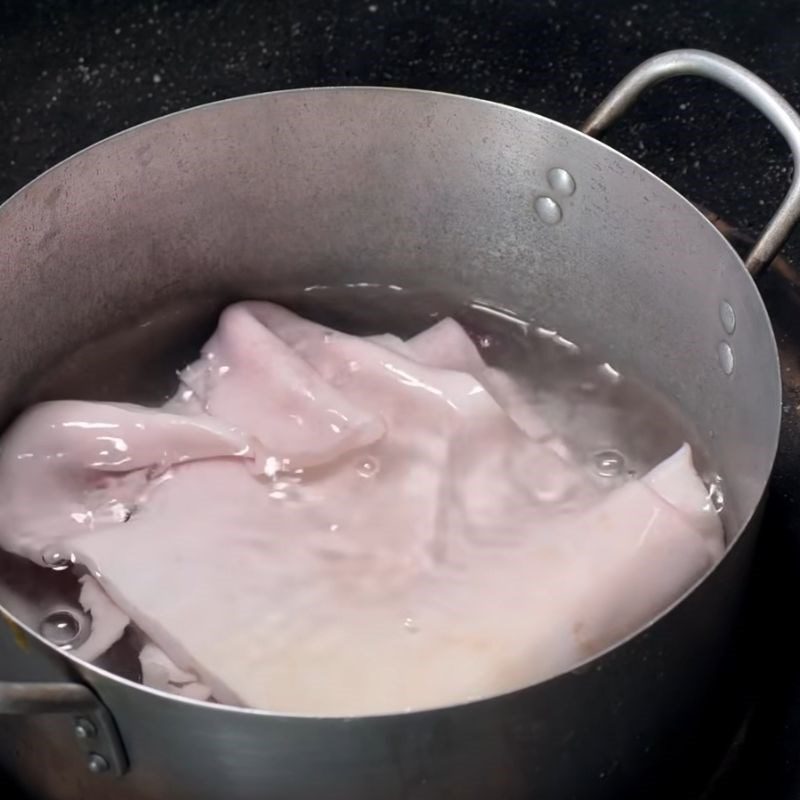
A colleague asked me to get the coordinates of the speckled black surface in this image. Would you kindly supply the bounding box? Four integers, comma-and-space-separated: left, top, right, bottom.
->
3, 1, 800, 797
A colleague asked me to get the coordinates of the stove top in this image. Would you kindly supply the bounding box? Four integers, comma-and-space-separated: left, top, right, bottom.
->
3, 1, 800, 797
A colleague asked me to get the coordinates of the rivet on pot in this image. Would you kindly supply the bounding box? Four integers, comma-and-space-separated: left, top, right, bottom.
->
534, 196, 562, 224
719, 300, 736, 334
718, 341, 734, 375
547, 167, 576, 196
74, 718, 97, 739
87, 754, 109, 774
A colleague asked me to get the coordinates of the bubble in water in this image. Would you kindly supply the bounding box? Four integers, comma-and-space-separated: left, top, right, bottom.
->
41, 546, 73, 571
39, 610, 82, 648
263, 456, 282, 478
593, 450, 625, 477
478, 335, 493, 350
93, 501, 133, 525
357, 457, 380, 478
403, 617, 419, 633
268, 480, 304, 501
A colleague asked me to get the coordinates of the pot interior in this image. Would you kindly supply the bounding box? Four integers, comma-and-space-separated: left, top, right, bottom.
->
0, 88, 780, 540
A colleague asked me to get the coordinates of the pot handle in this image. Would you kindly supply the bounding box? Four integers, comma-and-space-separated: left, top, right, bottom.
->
0, 680, 128, 776
582, 48, 800, 277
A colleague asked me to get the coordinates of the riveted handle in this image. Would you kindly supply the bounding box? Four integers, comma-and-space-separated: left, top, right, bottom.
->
582, 49, 800, 277
0, 681, 128, 776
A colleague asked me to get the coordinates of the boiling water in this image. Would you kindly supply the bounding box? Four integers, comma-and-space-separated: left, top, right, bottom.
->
0, 284, 721, 688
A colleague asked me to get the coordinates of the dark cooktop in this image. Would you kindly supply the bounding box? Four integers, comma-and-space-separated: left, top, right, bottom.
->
3, 1, 800, 798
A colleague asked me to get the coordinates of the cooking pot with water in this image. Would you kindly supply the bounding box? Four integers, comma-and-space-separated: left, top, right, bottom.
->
0, 50, 792, 799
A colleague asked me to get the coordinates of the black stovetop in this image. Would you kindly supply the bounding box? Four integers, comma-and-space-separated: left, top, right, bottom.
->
3, 1, 800, 798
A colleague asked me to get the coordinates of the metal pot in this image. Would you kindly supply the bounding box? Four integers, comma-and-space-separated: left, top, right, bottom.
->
0, 50, 793, 800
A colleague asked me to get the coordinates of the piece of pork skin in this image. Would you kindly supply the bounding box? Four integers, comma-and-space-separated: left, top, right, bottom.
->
57, 443, 720, 715
237, 302, 593, 520
140, 642, 212, 701
178, 305, 385, 471
71, 574, 130, 662
0, 305, 724, 715
0, 401, 250, 562
249, 303, 557, 444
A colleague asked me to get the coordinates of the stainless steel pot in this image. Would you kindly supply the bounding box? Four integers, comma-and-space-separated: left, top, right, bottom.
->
0, 50, 793, 800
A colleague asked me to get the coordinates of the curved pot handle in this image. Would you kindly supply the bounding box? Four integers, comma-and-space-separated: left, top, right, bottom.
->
0, 681, 128, 776
582, 48, 800, 277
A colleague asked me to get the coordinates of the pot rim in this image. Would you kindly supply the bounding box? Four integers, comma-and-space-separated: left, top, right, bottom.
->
0, 85, 782, 720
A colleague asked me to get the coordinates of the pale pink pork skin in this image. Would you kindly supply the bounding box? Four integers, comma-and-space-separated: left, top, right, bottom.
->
0, 302, 723, 715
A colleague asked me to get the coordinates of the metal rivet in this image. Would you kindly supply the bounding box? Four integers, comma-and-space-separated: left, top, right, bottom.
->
718, 341, 734, 375
87, 754, 109, 774
547, 167, 576, 196
534, 196, 563, 224
74, 718, 96, 739
719, 300, 736, 334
